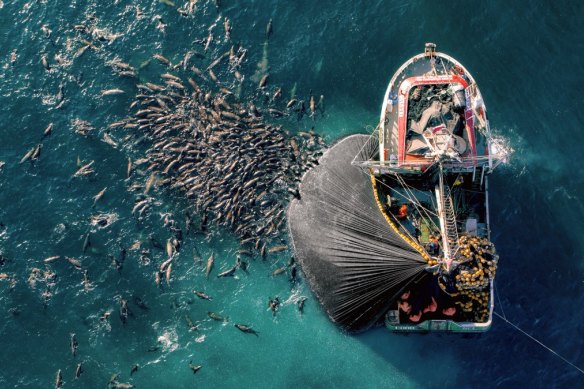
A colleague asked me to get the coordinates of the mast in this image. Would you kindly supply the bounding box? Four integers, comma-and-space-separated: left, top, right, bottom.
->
435, 162, 458, 272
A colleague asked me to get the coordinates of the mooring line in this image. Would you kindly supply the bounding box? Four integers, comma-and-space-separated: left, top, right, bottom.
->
494, 282, 507, 320
494, 312, 584, 375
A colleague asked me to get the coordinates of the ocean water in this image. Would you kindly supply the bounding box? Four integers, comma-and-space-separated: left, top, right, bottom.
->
0, 0, 583, 388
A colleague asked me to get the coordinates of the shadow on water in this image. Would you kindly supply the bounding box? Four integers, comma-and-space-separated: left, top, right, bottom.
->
357, 328, 465, 388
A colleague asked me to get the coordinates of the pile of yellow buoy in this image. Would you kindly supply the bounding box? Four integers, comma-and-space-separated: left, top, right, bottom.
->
440, 235, 498, 322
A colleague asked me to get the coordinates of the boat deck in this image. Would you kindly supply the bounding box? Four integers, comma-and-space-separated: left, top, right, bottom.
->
379, 48, 492, 173
372, 171, 494, 329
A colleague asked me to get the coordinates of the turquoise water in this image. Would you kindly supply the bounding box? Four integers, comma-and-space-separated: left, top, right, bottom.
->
1, 0, 583, 387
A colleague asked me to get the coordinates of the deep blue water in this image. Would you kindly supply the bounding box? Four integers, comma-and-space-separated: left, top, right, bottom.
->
0, 0, 583, 387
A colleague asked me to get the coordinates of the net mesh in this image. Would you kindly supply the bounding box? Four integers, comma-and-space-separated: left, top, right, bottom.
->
288, 135, 427, 332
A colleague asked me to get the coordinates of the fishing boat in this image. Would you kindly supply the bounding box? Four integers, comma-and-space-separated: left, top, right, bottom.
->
288, 43, 507, 333
352, 43, 505, 332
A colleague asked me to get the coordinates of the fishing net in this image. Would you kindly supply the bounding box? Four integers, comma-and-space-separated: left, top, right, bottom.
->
288, 135, 427, 332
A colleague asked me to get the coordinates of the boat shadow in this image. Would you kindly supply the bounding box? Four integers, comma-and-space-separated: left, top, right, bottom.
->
355, 326, 487, 387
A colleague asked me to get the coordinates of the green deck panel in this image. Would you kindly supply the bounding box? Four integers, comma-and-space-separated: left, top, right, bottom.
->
419, 219, 431, 243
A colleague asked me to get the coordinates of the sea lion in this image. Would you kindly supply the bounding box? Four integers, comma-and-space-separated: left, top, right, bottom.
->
290, 264, 297, 283
205, 253, 214, 278
165, 263, 172, 284
159, 257, 173, 273
268, 297, 280, 316
297, 297, 307, 313
271, 267, 286, 277
153, 54, 171, 66
127, 158, 132, 178
19, 146, 36, 164
41, 54, 50, 70
70, 333, 78, 356
194, 291, 212, 300
154, 271, 161, 288
268, 245, 288, 253
43, 123, 53, 138
234, 324, 259, 336
188, 362, 202, 374
317, 94, 325, 113
207, 311, 227, 321
93, 187, 107, 206
266, 19, 273, 38
66, 257, 82, 270
224, 18, 231, 40
75, 363, 83, 378
217, 265, 236, 278
83, 270, 92, 292
119, 298, 131, 325
82, 232, 91, 254
55, 369, 62, 388
110, 381, 135, 389
258, 74, 268, 89
73, 161, 95, 178
185, 315, 198, 331
44, 256, 61, 263
133, 296, 149, 311
101, 89, 125, 96
31, 144, 42, 161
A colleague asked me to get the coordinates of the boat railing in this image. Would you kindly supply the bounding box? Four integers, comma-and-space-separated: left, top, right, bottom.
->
352, 126, 380, 168
353, 132, 506, 174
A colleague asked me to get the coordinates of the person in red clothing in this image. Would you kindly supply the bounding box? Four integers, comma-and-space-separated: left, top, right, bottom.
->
397, 204, 408, 219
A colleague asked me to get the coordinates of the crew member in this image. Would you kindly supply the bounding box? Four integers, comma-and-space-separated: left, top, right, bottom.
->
397, 204, 408, 219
